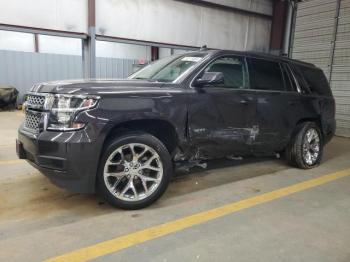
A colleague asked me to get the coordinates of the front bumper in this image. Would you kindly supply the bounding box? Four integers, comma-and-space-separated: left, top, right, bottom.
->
17, 124, 103, 193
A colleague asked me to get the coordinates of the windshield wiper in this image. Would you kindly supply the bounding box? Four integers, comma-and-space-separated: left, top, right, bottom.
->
133, 77, 149, 80
133, 77, 160, 83
151, 79, 170, 83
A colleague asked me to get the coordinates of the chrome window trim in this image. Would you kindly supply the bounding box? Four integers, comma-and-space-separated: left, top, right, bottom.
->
190, 54, 303, 95
284, 64, 302, 94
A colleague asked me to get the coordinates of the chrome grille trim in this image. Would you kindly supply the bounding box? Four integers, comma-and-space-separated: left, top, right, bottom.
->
27, 94, 46, 107
24, 111, 42, 133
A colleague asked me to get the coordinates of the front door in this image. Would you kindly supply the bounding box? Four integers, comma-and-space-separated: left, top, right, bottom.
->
188, 55, 258, 159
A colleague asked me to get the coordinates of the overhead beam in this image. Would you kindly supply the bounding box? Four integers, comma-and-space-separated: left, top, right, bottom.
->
174, 0, 272, 19
0, 23, 87, 39
96, 35, 198, 50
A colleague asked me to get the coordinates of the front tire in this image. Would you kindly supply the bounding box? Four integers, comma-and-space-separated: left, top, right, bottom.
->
285, 122, 323, 169
97, 132, 173, 209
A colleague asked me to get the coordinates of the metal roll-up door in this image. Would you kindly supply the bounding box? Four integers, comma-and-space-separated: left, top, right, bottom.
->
292, 0, 338, 79
291, 0, 350, 137
331, 0, 350, 137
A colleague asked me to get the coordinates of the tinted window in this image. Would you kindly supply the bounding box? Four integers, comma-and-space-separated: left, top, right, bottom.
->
203, 56, 249, 89
296, 65, 331, 96
248, 58, 285, 91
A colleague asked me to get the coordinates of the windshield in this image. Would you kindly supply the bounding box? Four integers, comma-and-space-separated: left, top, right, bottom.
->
129, 53, 208, 82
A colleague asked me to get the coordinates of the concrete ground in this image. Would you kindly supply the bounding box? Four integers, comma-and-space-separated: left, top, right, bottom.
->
0, 110, 349, 262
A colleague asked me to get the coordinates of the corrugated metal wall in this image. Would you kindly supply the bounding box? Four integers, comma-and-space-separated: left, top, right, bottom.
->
96, 57, 136, 79
292, 0, 350, 137
332, 0, 350, 137
292, 0, 338, 79
0, 50, 138, 102
0, 50, 83, 102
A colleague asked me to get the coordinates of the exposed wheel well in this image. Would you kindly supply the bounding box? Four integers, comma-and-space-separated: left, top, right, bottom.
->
295, 118, 323, 137
285, 118, 323, 149
296, 118, 321, 127
281, 118, 323, 156
103, 119, 179, 155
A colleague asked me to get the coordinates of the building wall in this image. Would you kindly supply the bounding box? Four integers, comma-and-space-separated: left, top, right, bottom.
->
96, 0, 272, 51
200, 0, 273, 15
0, 0, 88, 33
0, 0, 273, 54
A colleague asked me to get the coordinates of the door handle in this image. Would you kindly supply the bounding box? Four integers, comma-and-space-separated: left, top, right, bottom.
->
288, 101, 299, 106
240, 99, 249, 105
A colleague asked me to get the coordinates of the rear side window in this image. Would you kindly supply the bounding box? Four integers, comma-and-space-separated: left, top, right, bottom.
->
296, 65, 331, 96
248, 58, 285, 91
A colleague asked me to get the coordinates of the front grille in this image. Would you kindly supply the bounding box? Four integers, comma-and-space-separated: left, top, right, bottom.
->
27, 94, 46, 108
23, 93, 47, 133
24, 111, 42, 133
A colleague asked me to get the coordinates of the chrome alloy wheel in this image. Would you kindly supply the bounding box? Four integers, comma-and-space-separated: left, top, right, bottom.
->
103, 143, 163, 201
302, 128, 320, 165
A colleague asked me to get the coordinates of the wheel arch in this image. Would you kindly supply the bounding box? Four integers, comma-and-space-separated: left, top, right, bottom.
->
294, 117, 323, 139
284, 117, 323, 152
102, 119, 180, 156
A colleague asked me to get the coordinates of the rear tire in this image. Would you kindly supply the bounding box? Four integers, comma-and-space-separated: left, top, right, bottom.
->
97, 132, 173, 210
285, 122, 323, 169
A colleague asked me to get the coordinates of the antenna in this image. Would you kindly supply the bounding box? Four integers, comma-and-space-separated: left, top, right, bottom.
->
200, 45, 207, 51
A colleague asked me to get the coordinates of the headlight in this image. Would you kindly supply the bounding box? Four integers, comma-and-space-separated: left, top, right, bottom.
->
47, 94, 99, 131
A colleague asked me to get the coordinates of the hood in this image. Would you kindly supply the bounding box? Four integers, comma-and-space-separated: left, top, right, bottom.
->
30, 79, 180, 96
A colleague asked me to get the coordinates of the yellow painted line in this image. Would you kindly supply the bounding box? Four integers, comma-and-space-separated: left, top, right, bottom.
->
46, 168, 350, 262
0, 159, 24, 165
0, 144, 14, 147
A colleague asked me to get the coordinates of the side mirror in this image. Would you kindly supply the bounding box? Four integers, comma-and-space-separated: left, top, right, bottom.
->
194, 72, 224, 87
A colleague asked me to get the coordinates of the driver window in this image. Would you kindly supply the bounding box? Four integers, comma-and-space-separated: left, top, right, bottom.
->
203, 56, 249, 89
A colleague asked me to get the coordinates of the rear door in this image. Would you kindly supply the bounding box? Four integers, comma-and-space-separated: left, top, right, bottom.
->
247, 57, 300, 152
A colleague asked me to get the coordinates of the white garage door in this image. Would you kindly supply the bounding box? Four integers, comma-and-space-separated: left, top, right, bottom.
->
291, 0, 350, 137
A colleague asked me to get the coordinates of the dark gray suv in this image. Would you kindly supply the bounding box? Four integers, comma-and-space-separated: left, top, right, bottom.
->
17, 50, 336, 209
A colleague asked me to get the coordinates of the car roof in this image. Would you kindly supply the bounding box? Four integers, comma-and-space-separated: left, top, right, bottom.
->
186, 49, 316, 69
